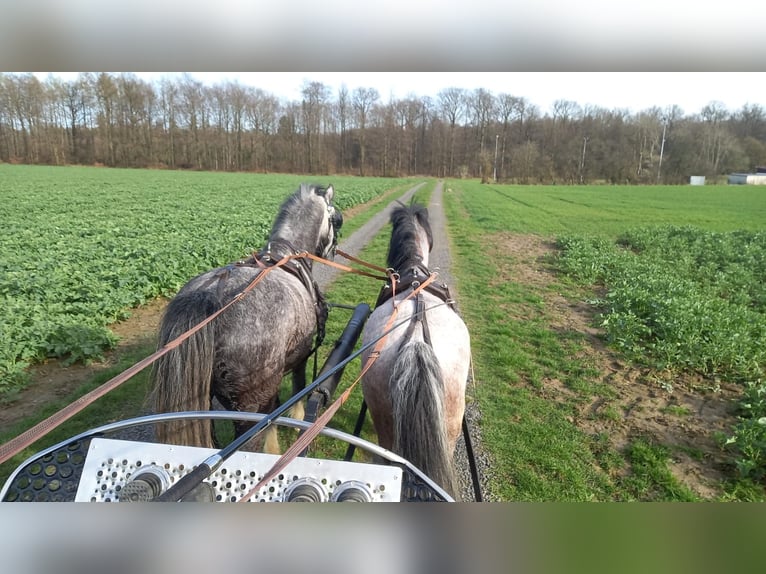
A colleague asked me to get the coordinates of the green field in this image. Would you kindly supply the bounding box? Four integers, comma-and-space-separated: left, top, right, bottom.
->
1, 167, 765, 500
445, 180, 766, 500
449, 182, 766, 236
0, 164, 416, 392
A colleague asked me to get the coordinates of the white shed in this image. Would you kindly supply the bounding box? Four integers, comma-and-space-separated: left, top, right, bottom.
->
728, 173, 766, 185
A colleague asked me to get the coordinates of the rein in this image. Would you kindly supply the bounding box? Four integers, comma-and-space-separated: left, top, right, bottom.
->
0, 239, 483, 501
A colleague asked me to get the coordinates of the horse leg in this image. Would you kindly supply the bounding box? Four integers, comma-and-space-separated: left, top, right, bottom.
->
262, 424, 281, 455
215, 374, 284, 453
223, 391, 282, 454
287, 358, 308, 422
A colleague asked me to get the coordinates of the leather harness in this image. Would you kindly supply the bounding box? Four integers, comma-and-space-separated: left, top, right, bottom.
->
209, 239, 329, 348
374, 264, 457, 349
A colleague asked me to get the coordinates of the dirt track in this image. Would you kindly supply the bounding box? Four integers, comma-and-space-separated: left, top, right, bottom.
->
424, 183, 492, 501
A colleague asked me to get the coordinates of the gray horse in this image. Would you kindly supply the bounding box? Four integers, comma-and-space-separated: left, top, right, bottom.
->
360, 204, 470, 498
150, 183, 342, 452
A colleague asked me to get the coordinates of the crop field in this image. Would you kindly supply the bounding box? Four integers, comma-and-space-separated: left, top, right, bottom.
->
0, 164, 415, 393
443, 180, 766, 500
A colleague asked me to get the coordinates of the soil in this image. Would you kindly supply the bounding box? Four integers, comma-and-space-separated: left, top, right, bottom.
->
0, 298, 168, 431
488, 231, 741, 499
1, 190, 744, 501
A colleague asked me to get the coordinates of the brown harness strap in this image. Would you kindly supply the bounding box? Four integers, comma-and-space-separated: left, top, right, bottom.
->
246, 244, 330, 347
335, 248, 390, 274
303, 251, 389, 281
399, 293, 431, 349
376, 265, 457, 312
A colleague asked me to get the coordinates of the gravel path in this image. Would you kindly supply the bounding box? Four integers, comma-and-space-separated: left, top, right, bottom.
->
319, 180, 494, 502
425, 182, 494, 502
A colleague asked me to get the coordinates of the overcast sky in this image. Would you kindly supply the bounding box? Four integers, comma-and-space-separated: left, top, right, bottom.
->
35, 72, 765, 117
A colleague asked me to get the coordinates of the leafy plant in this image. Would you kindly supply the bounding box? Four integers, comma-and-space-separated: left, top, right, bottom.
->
556, 226, 766, 383
723, 380, 766, 481
45, 324, 119, 366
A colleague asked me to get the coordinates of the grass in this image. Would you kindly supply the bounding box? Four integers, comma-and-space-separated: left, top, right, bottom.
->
443, 186, 620, 500
444, 179, 766, 500
621, 438, 700, 501
449, 182, 766, 236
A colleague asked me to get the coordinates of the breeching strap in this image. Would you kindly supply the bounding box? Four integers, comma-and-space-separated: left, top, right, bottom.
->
239, 271, 439, 502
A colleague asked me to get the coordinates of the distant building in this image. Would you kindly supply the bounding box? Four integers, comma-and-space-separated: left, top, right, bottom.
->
728, 172, 766, 185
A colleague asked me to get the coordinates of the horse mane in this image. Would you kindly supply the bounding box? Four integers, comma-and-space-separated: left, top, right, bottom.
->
270, 183, 324, 238
387, 203, 433, 272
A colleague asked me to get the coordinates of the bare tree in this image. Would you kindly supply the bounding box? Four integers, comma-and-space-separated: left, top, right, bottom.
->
301, 80, 330, 174
352, 87, 379, 176
700, 100, 733, 175
468, 88, 497, 180
437, 87, 466, 177
244, 87, 280, 172
158, 78, 179, 168
496, 93, 521, 181
178, 74, 205, 169
335, 84, 350, 173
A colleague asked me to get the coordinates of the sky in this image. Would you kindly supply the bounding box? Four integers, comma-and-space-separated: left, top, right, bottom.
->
35, 72, 765, 117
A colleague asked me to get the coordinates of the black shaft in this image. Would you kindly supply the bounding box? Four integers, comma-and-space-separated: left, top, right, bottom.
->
462, 415, 483, 502
343, 400, 368, 461
304, 303, 370, 423
155, 463, 215, 502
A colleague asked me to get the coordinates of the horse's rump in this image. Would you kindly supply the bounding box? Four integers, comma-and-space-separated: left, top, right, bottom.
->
361, 291, 469, 497
360, 202, 470, 498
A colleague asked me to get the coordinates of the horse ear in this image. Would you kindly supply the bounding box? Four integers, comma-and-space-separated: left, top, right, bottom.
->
324, 184, 334, 204
300, 183, 313, 199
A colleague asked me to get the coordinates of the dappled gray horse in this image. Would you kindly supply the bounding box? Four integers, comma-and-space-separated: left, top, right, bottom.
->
150, 183, 342, 452
360, 204, 470, 498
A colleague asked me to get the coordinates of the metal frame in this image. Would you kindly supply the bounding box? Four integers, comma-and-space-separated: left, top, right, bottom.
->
1, 411, 454, 502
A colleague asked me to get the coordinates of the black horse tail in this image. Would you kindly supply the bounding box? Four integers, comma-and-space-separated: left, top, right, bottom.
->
150, 290, 220, 449
390, 341, 457, 498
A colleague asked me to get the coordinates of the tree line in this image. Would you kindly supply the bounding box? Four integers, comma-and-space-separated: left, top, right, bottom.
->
1, 72, 765, 184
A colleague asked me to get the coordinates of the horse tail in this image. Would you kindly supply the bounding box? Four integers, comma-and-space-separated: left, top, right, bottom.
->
150, 290, 220, 449
390, 341, 457, 498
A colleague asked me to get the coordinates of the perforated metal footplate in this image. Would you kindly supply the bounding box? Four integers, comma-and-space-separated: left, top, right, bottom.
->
75, 438, 402, 502
2, 439, 90, 502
